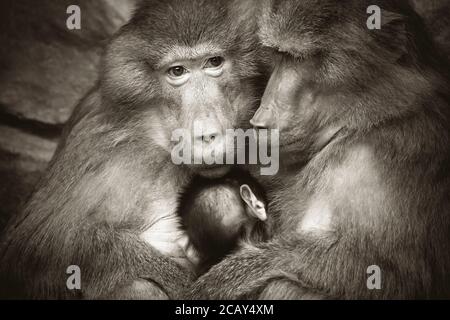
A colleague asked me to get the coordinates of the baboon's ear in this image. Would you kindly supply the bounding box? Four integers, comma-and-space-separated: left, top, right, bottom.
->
240, 184, 267, 221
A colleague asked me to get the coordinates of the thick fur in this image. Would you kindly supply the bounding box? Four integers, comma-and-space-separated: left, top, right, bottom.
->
0, 0, 265, 299
189, 0, 450, 299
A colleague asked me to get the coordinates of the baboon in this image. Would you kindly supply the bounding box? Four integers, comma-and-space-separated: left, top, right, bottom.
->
0, 0, 265, 299
179, 169, 269, 275
189, 0, 450, 299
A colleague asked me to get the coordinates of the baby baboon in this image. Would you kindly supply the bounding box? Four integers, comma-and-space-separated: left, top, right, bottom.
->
189, 0, 450, 299
179, 169, 269, 275
0, 0, 265, 299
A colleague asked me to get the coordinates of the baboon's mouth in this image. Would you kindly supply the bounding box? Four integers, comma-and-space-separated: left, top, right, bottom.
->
196, 165, 231, 178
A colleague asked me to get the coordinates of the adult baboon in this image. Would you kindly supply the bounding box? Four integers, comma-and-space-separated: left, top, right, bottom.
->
0, 0, 265, 299
189, 0, 450, 299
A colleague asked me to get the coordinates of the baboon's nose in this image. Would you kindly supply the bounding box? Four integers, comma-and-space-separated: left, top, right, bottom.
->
250, 106, 276, 129
195, 130, 221, 144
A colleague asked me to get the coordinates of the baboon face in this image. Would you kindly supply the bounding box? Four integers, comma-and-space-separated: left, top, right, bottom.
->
251, 52, 323, 155
251, 0, 413, 155
100, 0, 262, 177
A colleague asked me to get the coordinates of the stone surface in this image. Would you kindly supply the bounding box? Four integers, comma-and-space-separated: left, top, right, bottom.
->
0, 0, 135, 126
0, 0, 135, 231
0, 126, 57, 228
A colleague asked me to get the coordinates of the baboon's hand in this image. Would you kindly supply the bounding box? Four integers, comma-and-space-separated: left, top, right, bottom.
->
187, 246, 275, 299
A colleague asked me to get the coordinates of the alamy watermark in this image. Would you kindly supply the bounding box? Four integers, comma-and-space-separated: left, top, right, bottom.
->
66, 265, 81, 290
170, 122, 279, 176
66, 5, 81, 30
367, 5, 381, 30
367, 265, 382, 290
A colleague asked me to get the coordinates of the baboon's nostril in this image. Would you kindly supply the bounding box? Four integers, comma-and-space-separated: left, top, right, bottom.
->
205, 134, 216, 143
198, 132, 219, 143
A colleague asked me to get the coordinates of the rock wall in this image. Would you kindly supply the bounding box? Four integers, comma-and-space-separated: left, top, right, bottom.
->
0, 0, 136, 230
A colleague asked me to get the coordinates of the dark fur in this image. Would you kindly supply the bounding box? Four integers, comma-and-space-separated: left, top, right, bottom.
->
0, 0, 264, 299
179, 169, 269, 274
189, 0, 450, 299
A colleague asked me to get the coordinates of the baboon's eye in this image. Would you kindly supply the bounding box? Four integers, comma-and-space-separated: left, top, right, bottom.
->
167, 66, 187, 77
205, 56, 224, 68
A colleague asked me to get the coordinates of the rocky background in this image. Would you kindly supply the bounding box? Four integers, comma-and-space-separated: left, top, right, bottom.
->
0, 0, 449, 232
0, 0, 136, 231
